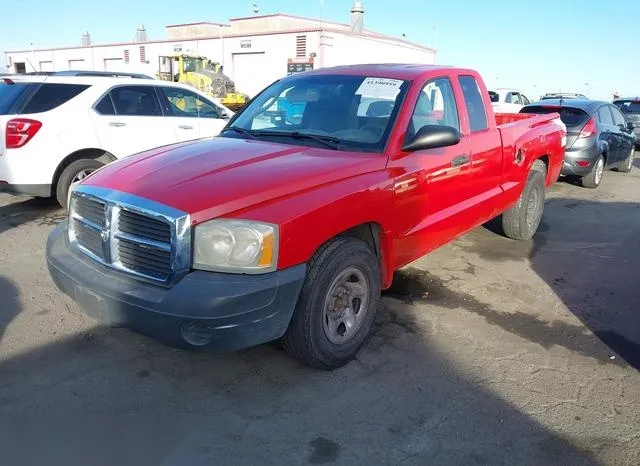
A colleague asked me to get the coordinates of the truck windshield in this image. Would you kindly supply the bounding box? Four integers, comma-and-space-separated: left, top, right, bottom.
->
224, 74, 410, 152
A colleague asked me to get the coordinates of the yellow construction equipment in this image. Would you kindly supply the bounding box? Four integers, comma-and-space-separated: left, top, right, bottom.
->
157, 52, 248, 111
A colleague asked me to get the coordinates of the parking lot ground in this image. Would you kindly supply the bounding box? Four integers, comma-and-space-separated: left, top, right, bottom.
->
1, 160, 639, 466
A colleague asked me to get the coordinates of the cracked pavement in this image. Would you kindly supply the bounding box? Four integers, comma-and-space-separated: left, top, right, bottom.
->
0, 158, 639, 465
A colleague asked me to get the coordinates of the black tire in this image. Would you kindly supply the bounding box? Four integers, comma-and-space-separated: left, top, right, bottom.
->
581, 155, 604, 189
501, 160, 546, 241
56, 159, 104, 208
282, 236, 381, 370
616, 148, 634, 173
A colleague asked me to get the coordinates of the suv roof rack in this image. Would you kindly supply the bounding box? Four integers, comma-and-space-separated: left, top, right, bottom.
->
541, 92, 587, 99
24, 70, 154, 79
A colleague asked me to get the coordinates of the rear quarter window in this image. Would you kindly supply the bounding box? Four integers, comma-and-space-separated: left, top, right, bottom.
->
21, 83, 90, 114
0, 82, 36, 114
458, 75, 488, 132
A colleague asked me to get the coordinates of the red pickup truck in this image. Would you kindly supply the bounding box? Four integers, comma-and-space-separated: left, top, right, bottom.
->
46, 65, 565, 369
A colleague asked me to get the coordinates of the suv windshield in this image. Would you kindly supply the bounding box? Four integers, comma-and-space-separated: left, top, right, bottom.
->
224, 74, 410, 152
614, 100, 640, 114
520, 105, 590, 128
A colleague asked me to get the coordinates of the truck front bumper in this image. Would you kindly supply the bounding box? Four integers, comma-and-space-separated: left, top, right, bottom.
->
46, 223, 306, 352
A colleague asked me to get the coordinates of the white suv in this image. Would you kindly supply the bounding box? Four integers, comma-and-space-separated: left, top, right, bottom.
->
0, 73, 233, 206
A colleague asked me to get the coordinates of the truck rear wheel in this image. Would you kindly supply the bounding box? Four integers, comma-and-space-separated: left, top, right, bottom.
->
501, 160, 546, 241
282, 236, 381, 369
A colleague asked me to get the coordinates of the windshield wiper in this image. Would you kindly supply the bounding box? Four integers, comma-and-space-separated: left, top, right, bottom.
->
253, 130, 341, 150
221, 126, 257, 139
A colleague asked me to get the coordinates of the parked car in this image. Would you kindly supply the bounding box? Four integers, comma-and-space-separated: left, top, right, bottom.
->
613, 97, 640, 148
521, 99, 636, 188
540, 92, 588, 100
488, 88, 532, 113
46, 64, 565, 369
0, 74, 233, 207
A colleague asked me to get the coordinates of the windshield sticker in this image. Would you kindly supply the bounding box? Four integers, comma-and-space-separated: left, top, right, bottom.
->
356, 78, 403, 99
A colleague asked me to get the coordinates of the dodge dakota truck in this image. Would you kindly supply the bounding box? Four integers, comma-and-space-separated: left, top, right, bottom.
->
46, 64, 566, 369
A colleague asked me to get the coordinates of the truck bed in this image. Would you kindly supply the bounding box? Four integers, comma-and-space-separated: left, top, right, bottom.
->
494, 111, 565, 206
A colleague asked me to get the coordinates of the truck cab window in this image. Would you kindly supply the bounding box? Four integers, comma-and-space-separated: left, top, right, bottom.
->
458, 75, 488, 132
407, 77, 459, 141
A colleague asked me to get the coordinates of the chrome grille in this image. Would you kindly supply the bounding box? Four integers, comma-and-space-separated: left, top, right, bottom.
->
117, 209, 171, 243
73, 197, 106, 227
116, 237, 172, 280
68, 187, 191, 285
70, 217, 104, 259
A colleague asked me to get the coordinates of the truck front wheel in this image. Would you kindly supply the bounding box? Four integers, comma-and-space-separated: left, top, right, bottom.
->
282, 236, 381, 369
501, 159, 547, 240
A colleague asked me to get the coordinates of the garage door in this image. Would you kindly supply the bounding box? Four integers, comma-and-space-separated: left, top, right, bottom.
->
39, 61, 53, 72
232, 52, 268, 98
104, 58, 123, 72
68, 59, 84, 69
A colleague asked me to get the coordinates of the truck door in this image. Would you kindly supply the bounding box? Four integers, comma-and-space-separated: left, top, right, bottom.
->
456, 75, 503, 220
388, 77, 473, 268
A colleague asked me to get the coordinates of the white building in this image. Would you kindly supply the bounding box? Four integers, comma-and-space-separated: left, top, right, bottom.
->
3, 4, 436, 98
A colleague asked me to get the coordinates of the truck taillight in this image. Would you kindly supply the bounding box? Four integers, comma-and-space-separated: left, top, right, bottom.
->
5, 118, 42, 149
578, 117, 596, 139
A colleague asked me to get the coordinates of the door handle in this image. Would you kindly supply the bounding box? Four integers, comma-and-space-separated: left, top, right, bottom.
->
108, 122, 126, 127
451, 154, 470, 167
178, 125, 194, 130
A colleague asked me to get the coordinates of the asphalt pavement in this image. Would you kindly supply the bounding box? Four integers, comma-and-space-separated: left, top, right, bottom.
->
0, 160, 639, 465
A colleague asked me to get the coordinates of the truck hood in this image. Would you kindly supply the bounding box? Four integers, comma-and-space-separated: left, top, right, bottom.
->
83, 137, 387, 224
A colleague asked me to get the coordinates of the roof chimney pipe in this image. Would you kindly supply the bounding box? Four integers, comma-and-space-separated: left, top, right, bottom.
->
81, 31, 91, 47
135, 24, 147, 42
351, 1, 364, 33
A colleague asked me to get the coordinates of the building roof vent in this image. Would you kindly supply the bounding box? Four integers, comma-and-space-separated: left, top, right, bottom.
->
135, 24, 147, 42
81, 31, 91, 47
351, 1, 364, 33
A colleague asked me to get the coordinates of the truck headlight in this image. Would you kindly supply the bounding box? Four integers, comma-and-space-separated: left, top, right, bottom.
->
193, 219, 278, 273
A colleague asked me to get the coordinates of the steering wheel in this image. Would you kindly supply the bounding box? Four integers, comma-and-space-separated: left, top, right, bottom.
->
360, 125, 384, 139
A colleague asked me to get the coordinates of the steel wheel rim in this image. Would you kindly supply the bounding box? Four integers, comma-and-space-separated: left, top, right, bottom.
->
595, 158, 604, 184
322, 266, 370, 345
526, 184, 542, 229
72, 170, 94, 183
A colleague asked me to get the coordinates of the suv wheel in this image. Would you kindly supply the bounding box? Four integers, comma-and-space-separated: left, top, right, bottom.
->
56, 159, 104, 208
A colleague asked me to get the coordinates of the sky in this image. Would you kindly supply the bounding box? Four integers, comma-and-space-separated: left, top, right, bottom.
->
1, 0, 637, 100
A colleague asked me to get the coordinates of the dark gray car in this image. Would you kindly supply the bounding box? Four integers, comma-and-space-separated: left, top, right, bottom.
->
613, 97, 640, 148
521, 99, 636, 188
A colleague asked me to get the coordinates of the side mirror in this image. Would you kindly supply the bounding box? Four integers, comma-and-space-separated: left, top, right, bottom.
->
627, 121, 635, 132
402, 125, 460, 152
